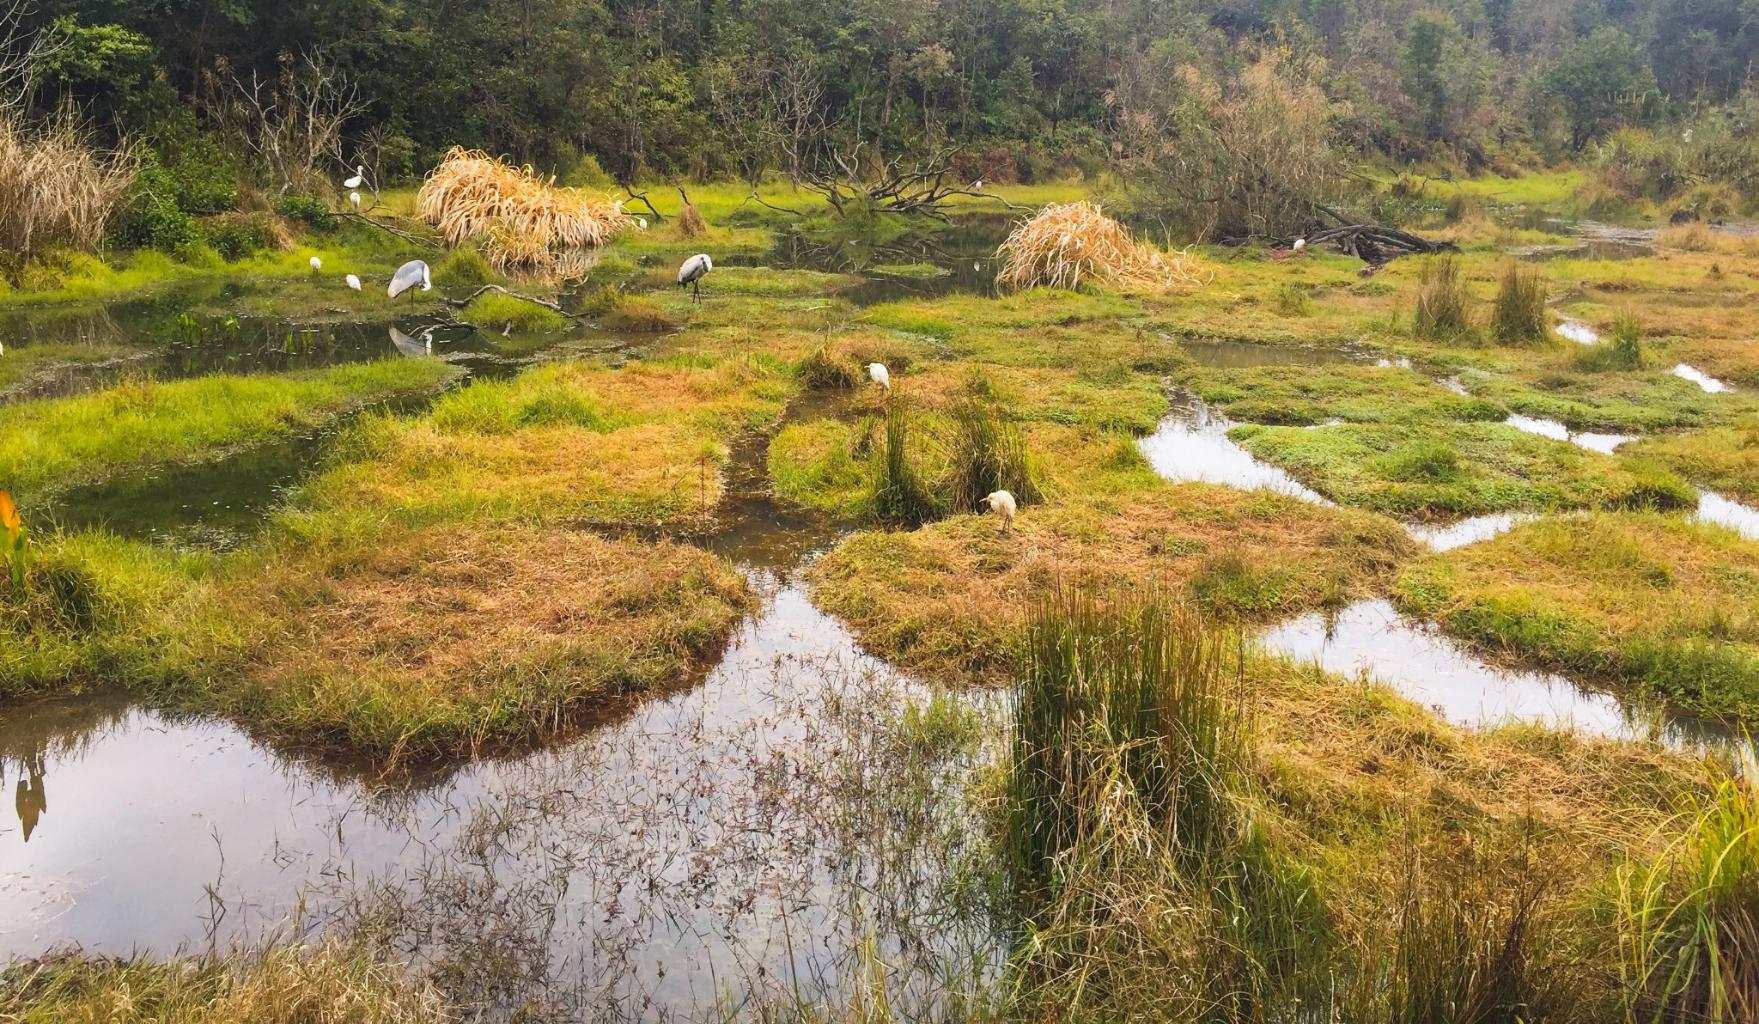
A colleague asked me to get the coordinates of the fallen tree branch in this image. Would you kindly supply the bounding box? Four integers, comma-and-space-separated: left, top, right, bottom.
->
336, 211, 442, 249
444, 284, 576, 318
738, 191, 805, 216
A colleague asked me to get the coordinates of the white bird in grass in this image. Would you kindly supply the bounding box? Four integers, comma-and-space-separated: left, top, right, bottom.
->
309, 255, 322, 273
1292, 238, 1307, 252
637, 217, 648, 231
982, 490, 1017, 532
349, 191, 362, 211
678, 253, 712, 303
388, 259, 431, 300
345, 273, 362, 291
343, 165, 366, 189
866, 362, 890, 390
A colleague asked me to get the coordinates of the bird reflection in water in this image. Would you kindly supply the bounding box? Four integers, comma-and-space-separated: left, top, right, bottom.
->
9, 750, 46, 842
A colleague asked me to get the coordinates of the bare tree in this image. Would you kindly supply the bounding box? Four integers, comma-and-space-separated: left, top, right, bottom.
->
800, 136, 1009, 219
0, 0, 61, 113
200, 50, 365, 195
767, 55, 828, 186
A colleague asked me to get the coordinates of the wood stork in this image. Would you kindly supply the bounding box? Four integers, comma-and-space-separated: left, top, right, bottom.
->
866, 362, 890, 390
343, 165, 366, 189
345, 274, 362, 291
982, 490, 1017, 532
678, 253, 712, 303
388, 260, 431, 301
388, 326, 426, 357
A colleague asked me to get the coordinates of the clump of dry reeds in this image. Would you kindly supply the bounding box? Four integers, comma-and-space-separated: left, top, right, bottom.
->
995, 201, 1203, 293
0, 115, 136, 260
416, 147, 628, 273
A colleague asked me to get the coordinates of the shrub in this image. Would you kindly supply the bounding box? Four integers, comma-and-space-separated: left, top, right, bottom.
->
202, 213, 277, 262
433, 246, 497, 288
996, 201, 1203, 292
273, 192, 332, 230
416, 147, 628, 270
110, 154, 200, 254
1273, 282, 1313, 316
1413, 255, 1473, 343
1491, 262, 1548, 346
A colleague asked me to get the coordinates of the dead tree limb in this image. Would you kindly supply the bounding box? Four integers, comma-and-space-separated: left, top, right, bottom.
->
337, 211, 441, 249
445, 284, 576, 318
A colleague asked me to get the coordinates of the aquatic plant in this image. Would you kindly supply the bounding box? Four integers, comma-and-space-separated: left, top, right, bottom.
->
1413, 255, 1474, 343
1491, 262, 1549, 346
1616, 755, 1759, 1024
994, 201, 1204, 293
416, 147, 629, 271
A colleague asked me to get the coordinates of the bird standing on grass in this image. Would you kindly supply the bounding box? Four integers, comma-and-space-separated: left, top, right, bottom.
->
1292, 238, 1307, 253
345, 274, 362, 291
982, 490, 1017, 533
678, 253, 712, 303
349, 191, 362, 211
388, 260, 431, 301
309, 255, 322, 273
867, 362, 891, 390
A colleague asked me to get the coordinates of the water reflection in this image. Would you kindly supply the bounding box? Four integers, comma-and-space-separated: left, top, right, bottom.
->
1672, 363, 1734, 393
1698, 491, 1759, 541
1137, 394, 1330, 502
1503, 413, 1631, 453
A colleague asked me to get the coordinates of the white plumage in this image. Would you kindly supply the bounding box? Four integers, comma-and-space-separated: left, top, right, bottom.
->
349, 191, 362, 210
309, 255, 322, 272
982, 490, 1017, 530
637, 217, 648, 230
1292, 238, 1307, 252
345, 274, 362, 291
388, 260, 431, 299
678, 253, 713, 302
388, 326, 425, 357
343, 165, 365, 189
866, 362, 890, 390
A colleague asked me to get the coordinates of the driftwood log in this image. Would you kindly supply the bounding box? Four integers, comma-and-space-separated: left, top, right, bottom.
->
1300, 223, 1456, 264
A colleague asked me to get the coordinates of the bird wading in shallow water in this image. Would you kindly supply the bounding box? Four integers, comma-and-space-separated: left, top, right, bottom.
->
867, 362, 890, 390
678, 253, 712, 303
982, 490, 1017, 533
388, 260, 431, 301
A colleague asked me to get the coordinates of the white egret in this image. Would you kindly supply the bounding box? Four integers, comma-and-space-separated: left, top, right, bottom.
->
638, 217, 648, 230
981, 490, 1017, 532
678, 253, 712, 303
345, 273, 362, 291
349, 191, 362, 211
343, 165, 365, 189
1292, 238, 1307, 252
866, 362, 890, 390
388, 259, 431, 300
972, 179, 983, 190
309, 255, 322, 273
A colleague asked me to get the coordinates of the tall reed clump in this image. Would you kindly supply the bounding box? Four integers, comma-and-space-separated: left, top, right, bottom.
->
1413, 255, 1475, 343
0, 115, 137, 262
1491, 262, 1549, 346
1004, 587, 1328, 1020
995, 201, 1204, 293
1615, 756, 1759, 1024
944, 396, 1040, 514
416, 147, 629, 274
869, 399, 940, 528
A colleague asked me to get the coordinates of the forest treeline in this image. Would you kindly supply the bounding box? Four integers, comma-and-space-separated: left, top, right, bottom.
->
2, 0, 1756, 256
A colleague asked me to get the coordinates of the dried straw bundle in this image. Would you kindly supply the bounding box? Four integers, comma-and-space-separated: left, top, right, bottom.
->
995, 201, 1203, 293
0, 115, 136, 259
416, 147, 628, 270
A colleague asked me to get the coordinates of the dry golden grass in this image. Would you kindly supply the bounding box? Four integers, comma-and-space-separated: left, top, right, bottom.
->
228, 525, 752, 762
0, 938, 452, 1023
811, 481, 1413, 681
0, 115, 136, 260
675, 200, 708, 238
416, 147, 628, 272
995, 201, 1205, 293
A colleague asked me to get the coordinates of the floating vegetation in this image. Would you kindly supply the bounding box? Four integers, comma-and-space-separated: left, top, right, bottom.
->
994, 201, 1204, 293
416, 147, 628, 273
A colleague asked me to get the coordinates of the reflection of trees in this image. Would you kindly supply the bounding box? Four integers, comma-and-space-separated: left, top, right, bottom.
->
12, 749, 44, 842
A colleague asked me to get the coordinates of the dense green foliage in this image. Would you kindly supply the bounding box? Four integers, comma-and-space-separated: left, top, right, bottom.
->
20, 0, 1759, 189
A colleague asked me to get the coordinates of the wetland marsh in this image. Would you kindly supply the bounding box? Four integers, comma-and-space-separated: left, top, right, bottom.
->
4, 182, 1759, 1021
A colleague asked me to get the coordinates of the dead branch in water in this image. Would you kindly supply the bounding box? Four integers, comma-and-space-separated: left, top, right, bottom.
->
445, 284, 576, 318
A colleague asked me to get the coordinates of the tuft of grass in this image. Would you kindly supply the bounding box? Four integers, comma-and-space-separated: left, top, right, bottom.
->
462, 290, 568, 333
1412, 255, 1474, 344
942, 393, 1040, 514
1272, 282, 1313, 316
416, 147, 627, 273
869, 399, 941, 528
1574, 317, 1648, 372
1491, 262, 1549, 346
795, 344, 860, 390
675, 200, 708, 238
600, 294, 678, 332
432, 245, 498, 287
1615, 757, 1759, 1024
995, 201, 1203, 293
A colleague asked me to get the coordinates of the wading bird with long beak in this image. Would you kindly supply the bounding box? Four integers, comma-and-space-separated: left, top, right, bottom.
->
343, 165, 366, 189
388, 260, 431, 301
866, 362, 890, 390
345, 274, 362, 291
982, 490, 1017, 533
678, 253, 712, 303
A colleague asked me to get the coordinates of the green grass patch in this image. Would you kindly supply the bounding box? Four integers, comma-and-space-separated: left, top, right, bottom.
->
1232, 420, 1698, 520
462, 290, 567, 332
1185, 364, 1506, 426
1626, 418, 1759, 504
1395, 513, 1759, 718
0, 360, 460, 503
